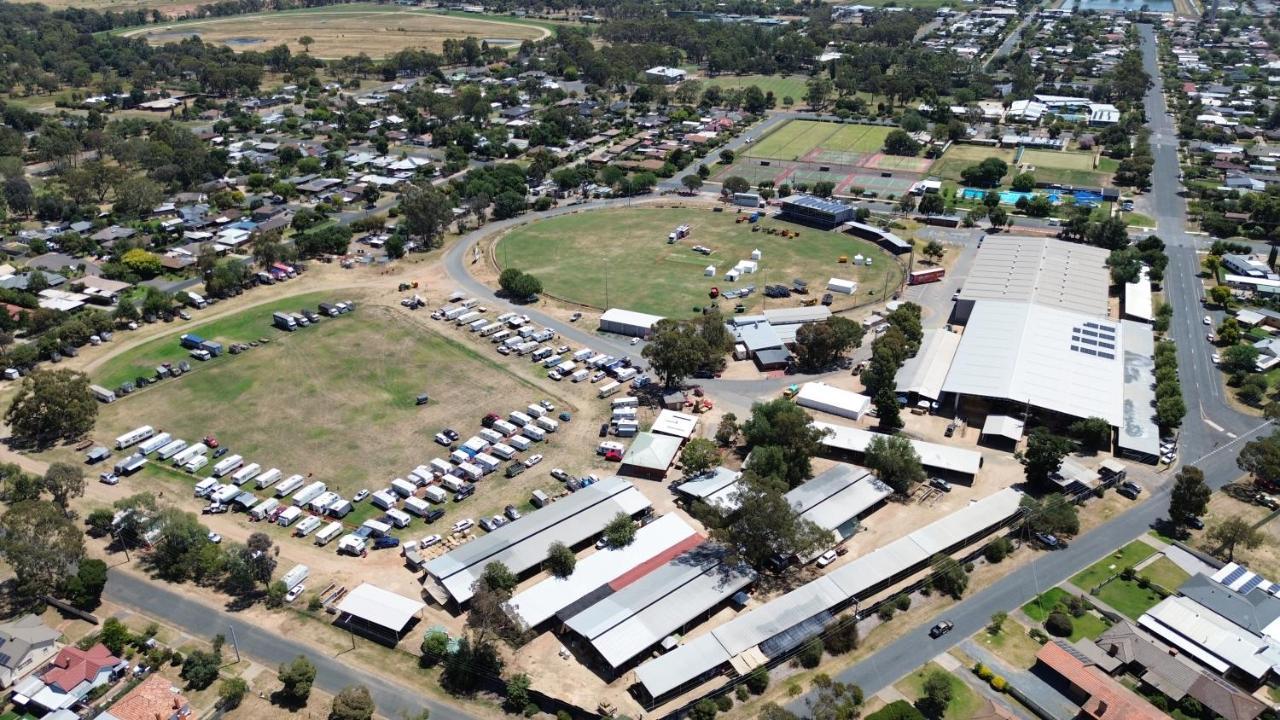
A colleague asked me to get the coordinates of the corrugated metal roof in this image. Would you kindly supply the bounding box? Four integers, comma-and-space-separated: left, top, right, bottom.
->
335, 584, 424, 631
957, 236, 1110, 316
1119, 320, 1160, 458
600, 308, 665, 329
814, 420, 983, 475
896, 328, 962, 401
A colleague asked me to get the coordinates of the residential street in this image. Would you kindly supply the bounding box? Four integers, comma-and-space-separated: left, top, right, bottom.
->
786, 23, 1269, 713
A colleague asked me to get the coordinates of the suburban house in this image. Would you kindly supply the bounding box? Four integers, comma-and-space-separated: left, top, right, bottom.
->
0, 615, 61, 688
12, 644, 124, 713
94, 673, 190, 720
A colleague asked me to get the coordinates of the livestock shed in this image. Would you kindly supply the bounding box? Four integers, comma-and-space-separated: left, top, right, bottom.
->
650, 410, 698, 440
620, 432, 683, 479
896, 328, 962, 403
424, 477, 652, 606
599, 308, 665, 338
794, 382, 871, 420
813, 420, 983, 481
334, 583, 425, 645
503, 514, 702, 631
785, 465, 891, 543
845, 220, 912, 255
633, 487, 1024, 702
778, 195, 854, 229
674, 467, 744, 513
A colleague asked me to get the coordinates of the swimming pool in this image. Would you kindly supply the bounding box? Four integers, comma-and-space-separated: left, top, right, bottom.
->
960, 188, 1062, 205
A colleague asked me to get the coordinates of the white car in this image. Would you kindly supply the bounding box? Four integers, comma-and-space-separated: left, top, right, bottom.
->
99, 472, 119, 485
207, 532, 222, 544
1212, 352, 1222, 365
540, 400, 555, 410
452, 518, 475, 533
1203, 315, 1212, 325
524, 454, 544, 468
434, 433, 452, 446
816, 550, 838, 568
421, 534, 442, 548
630, 337, 640, 345
591, 371, 606, 382
285, 584, 305, 603
551, 468, 570, 481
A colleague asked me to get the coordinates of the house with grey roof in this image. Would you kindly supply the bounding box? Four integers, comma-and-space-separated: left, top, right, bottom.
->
0, 615, 60, 688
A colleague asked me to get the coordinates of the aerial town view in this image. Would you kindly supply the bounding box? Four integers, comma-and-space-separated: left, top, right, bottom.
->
0, 0, 1278, 717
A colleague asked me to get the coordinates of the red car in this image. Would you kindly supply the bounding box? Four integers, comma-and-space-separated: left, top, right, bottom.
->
203, 434, 219, 448
604, 449, 623, 462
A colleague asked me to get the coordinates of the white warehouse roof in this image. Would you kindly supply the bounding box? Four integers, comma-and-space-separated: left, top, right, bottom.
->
600, 308, 665, 330
813, 421, 983, 476
896, 328, 962, 401
795, 382, 871, 420
957, 236, 1110, 316
335, 583, 425, 633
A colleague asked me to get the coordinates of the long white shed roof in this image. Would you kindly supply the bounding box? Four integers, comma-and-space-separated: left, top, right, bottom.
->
896, 328, 962, 401
335, 583, 425, 632
813, 420, 983, 476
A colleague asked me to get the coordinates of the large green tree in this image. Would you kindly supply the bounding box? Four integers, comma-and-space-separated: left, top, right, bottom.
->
1024, 429, 1075, 488
1169, 466, 1211, 528
711, 473, 831, 570
741, 398, 828, 487
1020, 493, 1080, 537
6, 369, 97, 446
642, 319, 713, 388
1239, 431, 1280, 488
1, 500, 84, 601
277, 656, 317, 705
399, 183, 454, 249
793, 317, 865, 372
864, 435, 925, 495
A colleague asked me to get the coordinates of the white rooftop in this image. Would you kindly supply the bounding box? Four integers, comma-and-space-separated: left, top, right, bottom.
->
814, 421, 983, 476
957, 236, 1110, 316
896, 328, 962, 401
651, 410, 698, 439
335, 583, 425, 632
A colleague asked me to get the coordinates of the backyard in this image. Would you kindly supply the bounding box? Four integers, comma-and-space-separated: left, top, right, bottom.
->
496, 206, 903, 316
894, 663, 981, 720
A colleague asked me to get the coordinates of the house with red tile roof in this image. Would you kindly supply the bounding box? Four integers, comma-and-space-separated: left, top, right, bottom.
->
12, 643, 123, 712
1035, 640, 1167, 720
94, 673, 189, 720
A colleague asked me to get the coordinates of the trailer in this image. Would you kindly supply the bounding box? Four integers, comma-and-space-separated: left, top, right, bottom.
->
508, 435, 532, 452
535, 416, 559, 433
115, 425, 155, 450
518, 326, 536, 339
571, 368, 590, 382
502, 336, 523, 348
531, 489, 550, 508
90, 384, 117, 404
275, 474, 306, 497
114, 453, 147, 476
522, 425, 546, 442
588, 354, 610, 368
462, 437, 489, 455
455, 462, 483, 481
156, 439, 188, 460
490, 443, 516, 460
280, 564, 309, 590
85, 446, 111, 464
294, 516, 323, 537
531, 346, 553, 362
231, 462, 262, 486
478, 322, 502, 337
455, 311, 481, 326
614, 367, 637, 382
372, 490, 398, 510
429, 458, 453, 476
184, 455, 209, 473
612, 396, 640, 409
249, 497, 280, 520
195, 478, 219, 497
255, 468, 282, 489
291, 481, 327, 507
179, 334, 205, 350
309, 492, 340, 512
612, 407, 638, 421
186, 292, 207, 309
423, 486, 447, 504
492, 420, 518, 436
572, 348, 594, 362
441, 475, 466, 492
460, 298, 479, 309
338, 535, 367, 556
479, 428, 504, 445
172, 443, 207, 467
526, 404, 547, 418
211, 484, 240, 505
403, 496, 432, 517
385, 509, 412, 528
442, 306, 467, 320
315, 521, 344, 546
273, 312, 297, 331
276, 506, 303, 527
514, 341, 538, 356
362, 519, 392, 537
598, 381, 622, 398
211, 454, 244, 478
615, 421, 639, 437
555, 361, 577, 375
327, 499, 353, 518
390, 478, 416, 498
474, 453, 501, 473
908, 267, 946, 285
467, 318, 488, 333
138, 432, 172, 456
490, 330, 512, 344
532, 328, 556, 343
408, 466, 434, 486
509, 411, 533, 427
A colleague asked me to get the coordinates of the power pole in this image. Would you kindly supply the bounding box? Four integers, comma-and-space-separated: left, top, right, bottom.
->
228, 624, 241, 663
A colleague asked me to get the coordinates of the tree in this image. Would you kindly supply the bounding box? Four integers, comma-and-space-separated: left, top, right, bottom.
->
1086, 216, 1130, 251
738, 401, 825, 485
1170, 466, 1211, 528
399, 183, 454, 249
480, 561, 517, 592
1239, 431, 1280, 487
711, 473, 830, 570
1045, 611, 1074, 637
793, 317, 865, 372
1210, 517, 1264, 561
98, 617, 132, 655
6, 369, 97, 446
266, 580, 288, 608
917, 669, 954, 718
722, 176, 751, 195
883, 129, 921, 157
1011, 173, 1036, 192
43, 462, 85, 514
1024, 429, 1075, 488
715, 413, 739, 447
1020, 493, 1080, 537
504, 674, 531, 714
988, 611, 1008, 635
420, 631, 450, 666
1218, 317, 1242, 346
865, 700, 924, 720
277, 656, 317, 705
121, 248, 162, 278
442, 637, 503, 695
864, 435, 925, 495
497, 268, 542, 300
62, 558, 107, 610
492, 190, 527, 220
680, 438, 720, 476
1, 500, 84, 601
873, 387, 903, 433
960, 158, 1008, 187
681, 174, 704, 192
330, 685, 375, 720
299, 35, 314, 52
1067, 417, 1112, 451
986, 205, 1008, 229
805, 76, 833, 109
545, 542, 575, 578
922, 240, 945, 264
806, 676, 863, 720
219, 677, 248, 710
918, 194, 944, 215
180, 649, 222, 690
1222, 344, 1260, 375
603, 513, 636, 548
1208, 284, 1233, 307
643, 319, 713, 388
930, 554, 969, 599
112, 177, 163, 219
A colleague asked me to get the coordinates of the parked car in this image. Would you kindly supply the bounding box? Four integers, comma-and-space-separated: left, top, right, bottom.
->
571, 312, 582, 322
425, 509, 446, 523
505, 505, 522, 521
444, 428, 460, 441
599, 423, 609, 438
1203, 315, 1212, 325
524, 454, 544, 468
928, 477, 952, 492
99, 472, 119, 485
551, 468, 571, 482
454, 486, 475, 502
1034, 532, 1063, 550
285, 583, 305, 602
452, 518, 475, 533
434, 433, 452, 447
1117, 481, 1143, 499
1185, 516, 1205, 530
353, 489, 369, 502
479, 517, 497, 532
373, 536, 400, 549
203, 504, 227, 515
421, 534, 442, 548
929, 620, 954, 638
816, 550, 838, 567
213, 447, 229, 458
207, 532, 222, 544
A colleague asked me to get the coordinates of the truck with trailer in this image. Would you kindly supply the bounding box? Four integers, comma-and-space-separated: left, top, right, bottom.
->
598, 381, 622, 398
116, 425, 155, 450
156, 439, 188, 460
908, 268, 946, 285
249, 497, 280, 520
280, 564, 309, 590
211, 454, 244, 478
273, 312, 297, 331
275, 474, 305, 497
291, 481, 327, 507
231, 463, 262, 486
90, 384, 117, 403
315, 521, 344, 546
138, 432, 173, 455
294, 516, 322, 537
255, 468, 282, 489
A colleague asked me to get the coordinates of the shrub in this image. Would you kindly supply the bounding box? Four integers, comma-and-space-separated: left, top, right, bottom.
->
787, 682, 802, 697
990, 676, 1007, 692
975, 663, 994, 681
894, 594, 911, 611
1065, 594, 1090, 618
983, 537, 1013, 563
1121, 566, 1136, 581
878, 605, 896, 621
735, 685, 749, 702
798, 638, 824, 668
964, 562, 975, 573
1137, 575, 1151, 589
824, 617, 859, 655
1029, 628, 1049, 644
715, 694, 733, 712
745, 666, 769, 695
1045, 611, 1074, 637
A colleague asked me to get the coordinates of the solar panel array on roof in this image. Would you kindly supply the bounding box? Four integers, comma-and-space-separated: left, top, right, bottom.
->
1242, 575, 1266, 595
1221, 565, 1249, 587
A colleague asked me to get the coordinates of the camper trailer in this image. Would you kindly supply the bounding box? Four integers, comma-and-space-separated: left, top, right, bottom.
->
114, 454, 147, 476
327, 499, 353, 518
490, 443, 516, 460
404, 496, 432, 517
612, 397, 639, 409
211, 454, 244, 478
280, 564, 309, 590
275, 474, 306, 497
231, 463, 262, 486
194, 478, 219, 498
291, 481, 327, 507
372, 490, 398, 510
255, 468, 282, 489
90, 384, 117, 404
473, 453, 501, 474
509, 411, 533, 427
536, 416, 559, 433
183, 455, 210, 473
361, 519, 392, 537
211, 484, 240, 505
337, 535, 367, 556
522, 425, 546, 442
115, 425, 155, 450
423, 486, 447, 504
308, 491, 339, 513
492, 420, 518, 436
441, 475, 466, 492
385, 509, 412, 528
390, 478, 416, 498
315, 521, 344, 546
138, 432, 173, 455
294, 516, 322, 537
598, 381, 622, 398
276, 506, 303, 527
156, 439, 188, 460
249, 497, 280, 520
508, 435, 532, 452
429, 458, 453, 476
172, 443, 207, 467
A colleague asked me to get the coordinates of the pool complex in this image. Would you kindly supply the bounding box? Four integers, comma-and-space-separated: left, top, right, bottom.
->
960, 187, 1102, 207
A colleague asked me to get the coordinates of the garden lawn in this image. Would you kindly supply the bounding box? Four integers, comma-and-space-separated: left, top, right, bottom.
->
1140, 556, 1191, 591
1124, 212, 1155, 227
1096, 579, 1167, 620
1069, 539, 1157, 592
498, 206, 902, 317
894, 663, 982, 720
1021, 587, 1071, 622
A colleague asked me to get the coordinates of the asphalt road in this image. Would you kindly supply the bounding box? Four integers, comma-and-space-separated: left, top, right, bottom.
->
105, 568, 478, 720
785, 23, 1269, 714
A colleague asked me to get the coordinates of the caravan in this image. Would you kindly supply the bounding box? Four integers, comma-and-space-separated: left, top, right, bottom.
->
231, 463, 262, 486
211, 454, 244, 478
172, 443, 207, 467
276, 506, 303, 527
138, 433, 173, 455
249, 497, 280, 520
255, 468, 282, 489
194, 478, 219, 498
156, 439, 189, 460
294, 515, 323, 537
315, 521, 344, 546
115, 426, 155, 450
275, 474, 306, 497
291, 481, 327, 507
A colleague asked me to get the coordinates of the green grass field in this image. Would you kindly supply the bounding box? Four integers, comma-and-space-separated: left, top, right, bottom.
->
497, 206, 903, 317
93, 305, 572, 497
1096, 578, 1169, 620
894, 663, 981, 720
928, 145, 1016, 183
745, 120, 892, 162
702, 74, 810, 102
976, 619, 1043, 669
1070, 539, 1157, 591
1019, 149, 1110, 188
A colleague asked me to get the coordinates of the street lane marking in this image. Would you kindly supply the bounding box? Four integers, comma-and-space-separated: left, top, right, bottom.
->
1205, 419, 1224, 432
